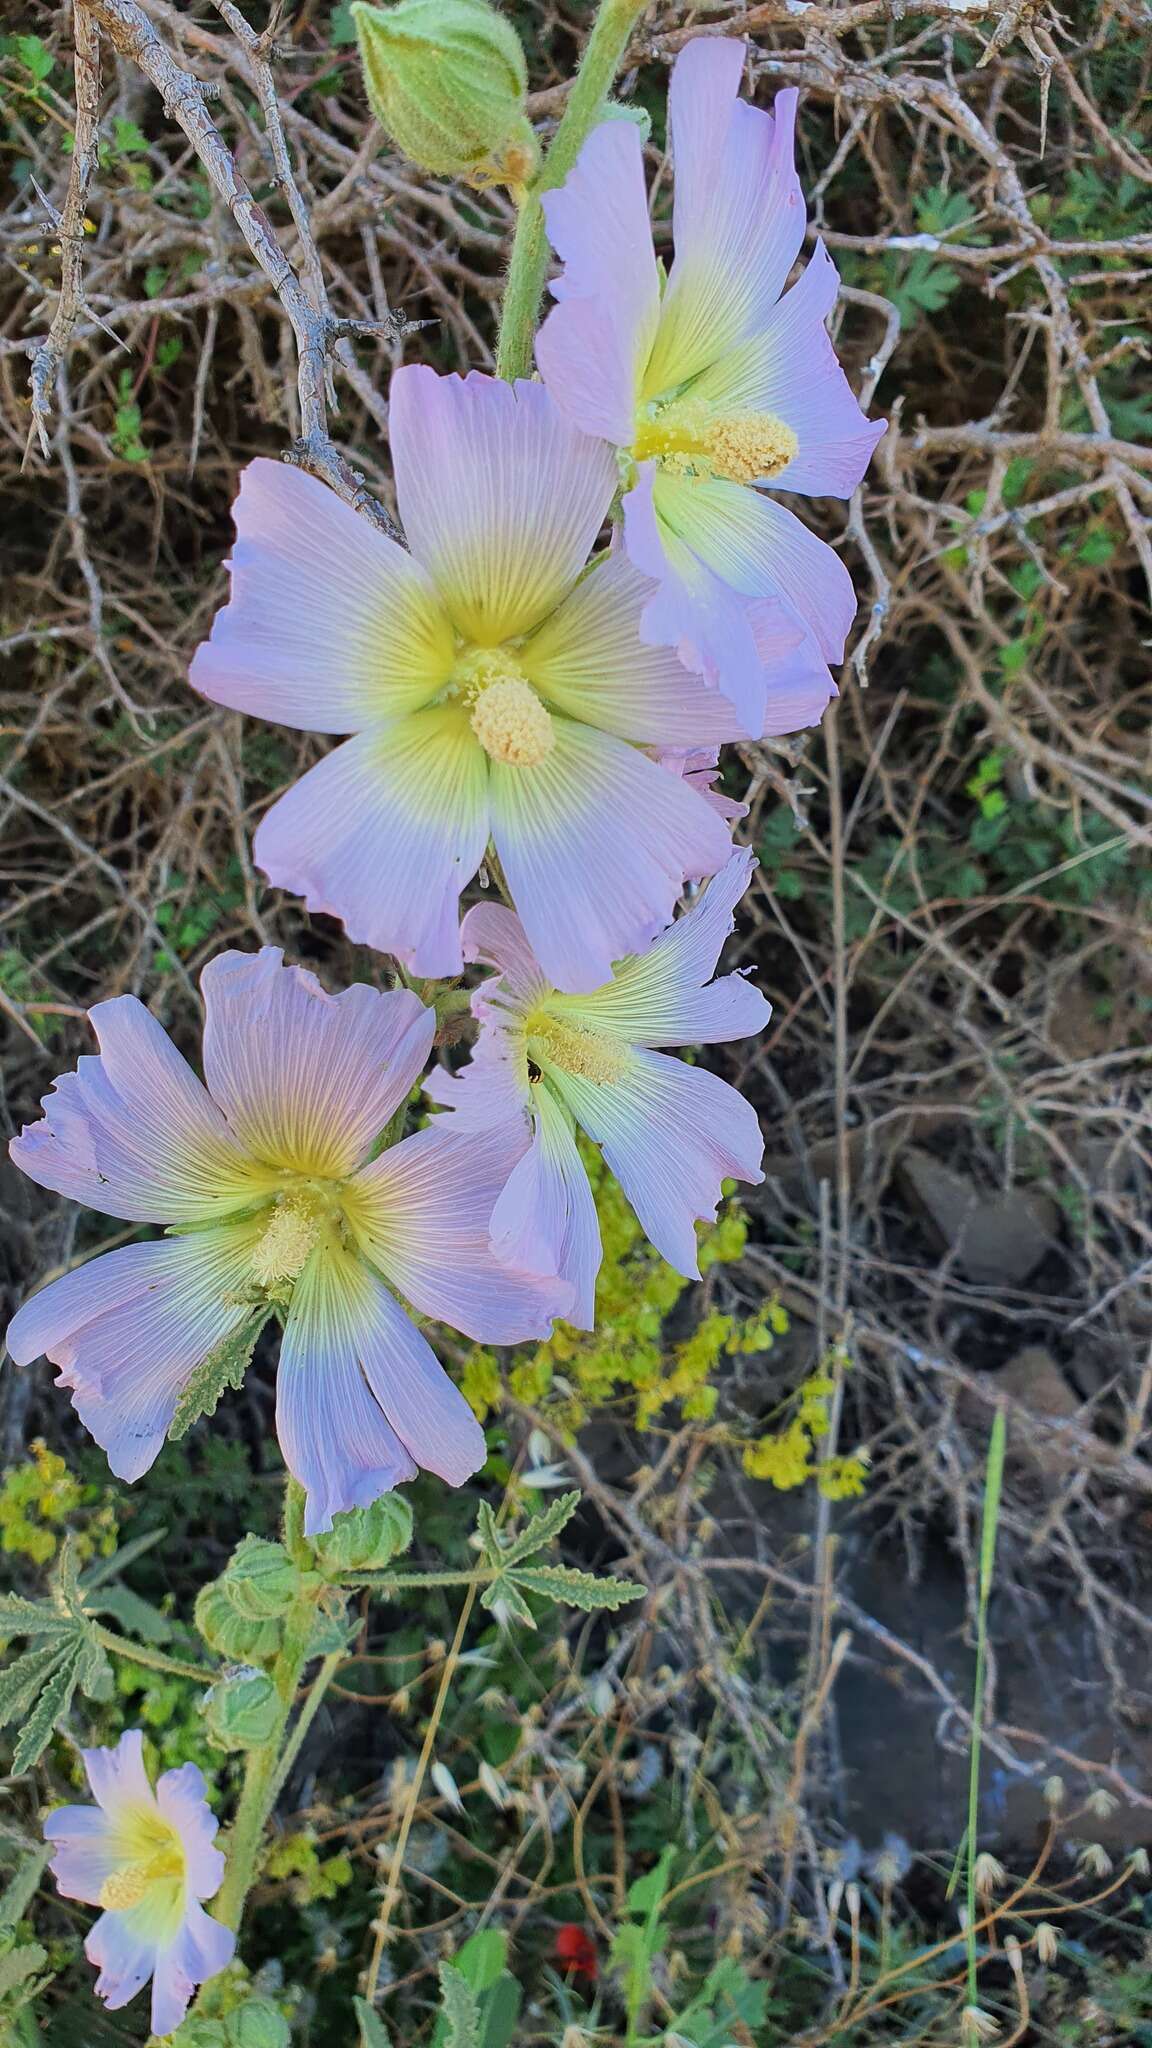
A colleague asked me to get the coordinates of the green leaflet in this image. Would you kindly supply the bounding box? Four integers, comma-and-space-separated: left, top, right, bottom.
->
169, 1310, 270, 1440
353, 1995, 393, 2046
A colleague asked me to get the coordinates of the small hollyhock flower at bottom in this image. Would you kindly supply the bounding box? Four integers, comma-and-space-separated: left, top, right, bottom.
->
43, 1729, 234, 2035
426, 848, 769, 1323
5, 948, 568, 1534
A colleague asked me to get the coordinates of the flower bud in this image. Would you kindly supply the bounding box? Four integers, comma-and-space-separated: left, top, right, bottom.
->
227, 2000, 292, 2048
222, 1536, 300, 1620
203, 1667, 281, 1751
170, 2022, 229, 2048
195, 1580, 282, 1665
351, 0, 537, 189
311, 1493, 414, 1574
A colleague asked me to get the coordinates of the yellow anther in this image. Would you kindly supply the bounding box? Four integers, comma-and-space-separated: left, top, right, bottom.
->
98, 1842, 183, 1912
251, 1195, 321, 1289
633, 401, 797, 485
469, 677, 554, 767
526, 1010, 628, 1085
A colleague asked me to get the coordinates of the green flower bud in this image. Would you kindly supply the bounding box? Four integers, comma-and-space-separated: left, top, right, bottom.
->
222, 1536, 300, 1620
227, 2000, 292, 2048
351, 0, 538, 189
203, 1667, 281, 1751
600, 98, 652, 144
195, 1581, 282, 1665
169, 2021, 229, 2048
311, 1493, 414, 1574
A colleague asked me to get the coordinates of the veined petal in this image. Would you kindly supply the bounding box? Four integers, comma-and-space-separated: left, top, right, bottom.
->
149, 1905, 235, 2038
554, 848, 771, 1047
650, 467, 857, 664
350, 1121, 570, 1341
9, 997, 264, 1224
488, 719, 732, 994
189, 458, 454, 731
489, 1082, 601, 1330
521, 553, 747, 745
254, 709, 490, 978
78, 1728, 154, 1816
460, 902, 551, 1010
42, 1806, 117, 1905
275, 1240, 420, 1537
389, 368, 617, 642
200, 948, 433, 1178
537, 119, 661, 444
646, 47, 803, 394
85, 1909, 156, 2015
687, 242, 886, 498
155, 1765, 226, 1902
553, 1048, 764, 1277
31, 1226, 261, 1483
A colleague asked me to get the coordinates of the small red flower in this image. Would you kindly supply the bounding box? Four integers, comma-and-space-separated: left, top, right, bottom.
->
554, 1923, 598, 1980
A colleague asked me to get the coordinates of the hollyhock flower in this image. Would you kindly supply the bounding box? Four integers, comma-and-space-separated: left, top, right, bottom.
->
190, 370, 743, 995
43, 1729, 233, 2034
5, 948, 567, 1533
426, 850, 768, 1325
536, 37, 886, 736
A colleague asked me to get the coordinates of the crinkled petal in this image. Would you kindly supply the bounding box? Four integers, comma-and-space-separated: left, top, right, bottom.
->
350, 1121, 571, 1340
85, 1908, 156, 2014
537, 119, 661, 443
646, 48, 803, 394
657, 747, 748, 825
78, 1729, 153, 1816
521, 552, 747, 745
9, 997, 263, 1224
459, 902, 552, 1011
254, 709, 490, 978
488, 719, 732, 994
389, 368, 617, 642
155, 1764, 225, 1902
650, 467, 856, 665
200, 948, 433, 1178
687, 242, 886, 498
489, 1083, 601, 1331
150, 1904, 235, 2038
554, 849, 771, 1046
37, 1227, 260, 1483
553, 1048, 764, 1277
43, 1806, 118, 1905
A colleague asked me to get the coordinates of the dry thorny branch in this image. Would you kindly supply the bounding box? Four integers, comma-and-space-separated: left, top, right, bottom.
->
2, 0, 1151, 1955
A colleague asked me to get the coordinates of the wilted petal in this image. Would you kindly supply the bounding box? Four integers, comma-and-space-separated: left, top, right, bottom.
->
389, 368, 617, 642
85, 1909, 156, 2015
189, 457, 453, 731
459, 902, 552, 1010
200, 948, 433, 1178
9, 997, 262, 1224
538, 119, 661, 443
254, 709, 490, 978
488, 719, 732, 994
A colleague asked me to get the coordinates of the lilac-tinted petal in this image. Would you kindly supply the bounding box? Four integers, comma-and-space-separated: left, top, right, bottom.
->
646, 48, 803, 393
555, 1048, 764, 1277
690, 243, 886, 497
48, 1227, 259, 1482
389, 369, 617, 642
350, 1121, 571, 1341
556, 849, 771, 1047
276, 1241, 419, 1536
200, 948, 433, 1178
43, 1806, 117, 1905
537, 120, 660, 443
488, 719, 732, 994
489, 1083, 600, 1330
85, 1909, 156, 2014
254, 709, 490, 979
357, 1272, 487, 1488
155, 1764, 225, 1902
651, 467, 857, 665
7, 1241, 179, 1372
9, 998, 262, 1225
522, 553, 747, 745
657, 748, 749, 825
459, 903, 551, 1011
189, 459, 454, 732
79, 1729, 153, 1817
150, 1905, 235, 2038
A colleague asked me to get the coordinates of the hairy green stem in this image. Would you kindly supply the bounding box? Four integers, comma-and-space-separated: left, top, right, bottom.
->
965, 1405, 1007, 2005
495, 0, 647, 381
92, 1626, 213, 1684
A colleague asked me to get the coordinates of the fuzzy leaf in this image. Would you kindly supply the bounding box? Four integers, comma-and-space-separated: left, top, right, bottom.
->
0, 1936, 49, 2001
90, 1583, 176, 1644
479, 1973, 521, 2048
496, 1491, 581, 1567
0, 1594, 72, 1639
438, 1962, 480, 2048
11, 1649, 81, 1774
509, 1565, 643, 1613
0, 1845, 49, 1931
0, 1643, 70, 1730
169, 1313, 268, 1441
478, 1579, 536, 1630
353, 1996, 393, 2046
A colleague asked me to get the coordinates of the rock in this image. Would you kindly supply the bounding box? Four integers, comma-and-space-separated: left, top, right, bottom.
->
897, 1146, 1061, 1285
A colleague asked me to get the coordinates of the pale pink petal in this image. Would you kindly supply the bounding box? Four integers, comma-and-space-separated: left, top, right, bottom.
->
9, 998, 261, 1224
155, 1765, 226, 1902
389, 368, 617, 642
150, 1905, 235, 2037
459, 902, 552, 1010
189, 458, 453, 731
552, 1048, 764, 1277
537, 119, 660, 443
85, 1909, 156, 2014
43, 1806, 117, 1905
7, 1240, 183, 1371
488, 719, 732, 994
656, 748, 749, 825
350, 1121, 571, 1340
79, 1729, 153, 1815
254, 709, 491, 979
489, 1083, 600, 1330
200, 948, 433, 1178
646, 47, 803, 393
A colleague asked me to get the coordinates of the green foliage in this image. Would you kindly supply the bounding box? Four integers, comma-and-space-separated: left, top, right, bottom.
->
110, 369, 148, 461
169, 1313, 271, 1441
264, 1831, 354, 1905
474, 1491, 643, 1627
743, 1350, 868, 1498
0, 1440, 116, 1565
0, 1539, 116, 1772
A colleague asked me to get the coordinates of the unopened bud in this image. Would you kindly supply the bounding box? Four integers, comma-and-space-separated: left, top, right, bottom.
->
202, 1667, 281, 1750
1043, 1774, 1065, 1809
311, 1493, 413, 1574
973, 1851, 1006, 1897
1086, 1787, 1119, 1818
1078, 1842, 1112, 1878
351, 0, 538, 189
195, 1580, 282, 1664
1036, 1921, 1059, 1963
227, 2000, 292, 2048
1129, 1845, 1150, 1877
222, 1535, 300, 1620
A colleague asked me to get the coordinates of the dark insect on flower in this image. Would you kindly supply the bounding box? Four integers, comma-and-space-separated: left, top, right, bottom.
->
553, 1923, 597, 1980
